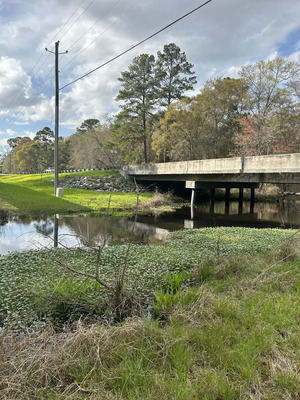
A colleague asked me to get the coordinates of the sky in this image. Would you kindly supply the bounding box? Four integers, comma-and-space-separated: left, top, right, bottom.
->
0, 0, 299, 148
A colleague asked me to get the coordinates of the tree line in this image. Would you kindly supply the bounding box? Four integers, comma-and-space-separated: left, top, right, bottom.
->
1, 43, 299, 174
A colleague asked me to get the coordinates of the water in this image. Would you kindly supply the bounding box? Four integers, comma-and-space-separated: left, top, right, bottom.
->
0, 199, 299, 255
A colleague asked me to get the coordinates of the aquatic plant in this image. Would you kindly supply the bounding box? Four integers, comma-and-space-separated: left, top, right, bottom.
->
0, 227, 296, 328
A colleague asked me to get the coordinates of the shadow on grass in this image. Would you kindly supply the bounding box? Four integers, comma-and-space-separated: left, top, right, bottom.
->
0, 182, 91, 216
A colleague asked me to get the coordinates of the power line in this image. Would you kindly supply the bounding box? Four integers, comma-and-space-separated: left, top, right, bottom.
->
7, 0, 89, 116
7, 52, 45, 110
45, 0, 89, 49
56, 0, 96, 45
60, 0, 213, 91
66, 0, 122, 53
59, 0, 123, 71
60, 0, 141, 72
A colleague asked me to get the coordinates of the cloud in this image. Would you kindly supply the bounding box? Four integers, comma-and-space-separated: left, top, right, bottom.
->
0, 0, 299, 139
0, 137, 10, 147
0, 57, 31, 109
0, 128, 15, 136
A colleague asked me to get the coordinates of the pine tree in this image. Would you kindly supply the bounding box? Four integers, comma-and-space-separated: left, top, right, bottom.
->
114, 53, 159, 163
156, 43, 197, 107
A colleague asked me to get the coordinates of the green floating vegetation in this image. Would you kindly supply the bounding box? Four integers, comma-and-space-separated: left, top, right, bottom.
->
0, 227, 297, 328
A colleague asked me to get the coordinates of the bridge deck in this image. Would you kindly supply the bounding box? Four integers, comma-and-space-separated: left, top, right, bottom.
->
123, 153, 300, 185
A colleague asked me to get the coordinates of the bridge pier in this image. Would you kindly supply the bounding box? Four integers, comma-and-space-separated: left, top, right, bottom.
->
186, 181, 259, 214
239, 188, 244, 214
250, 187, 255, 213
209, 188, 215, 214
225, 188, 230, 214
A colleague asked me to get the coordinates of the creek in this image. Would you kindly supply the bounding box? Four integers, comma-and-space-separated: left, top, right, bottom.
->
0, 199, 299, 256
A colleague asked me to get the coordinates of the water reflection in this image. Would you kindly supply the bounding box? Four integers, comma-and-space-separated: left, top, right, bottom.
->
34, 219, 54, 237
0, 199, 299, 255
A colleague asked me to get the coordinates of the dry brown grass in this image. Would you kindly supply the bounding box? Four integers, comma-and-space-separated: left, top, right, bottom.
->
0, 322, 118, 399
0, 318, 168, 399
141, 190, 179, 215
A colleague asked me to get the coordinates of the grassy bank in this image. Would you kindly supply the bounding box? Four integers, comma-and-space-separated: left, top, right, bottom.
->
0, 170, 153, 216
0, 227, 299, 399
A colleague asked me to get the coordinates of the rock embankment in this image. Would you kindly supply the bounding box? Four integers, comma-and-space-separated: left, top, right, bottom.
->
60, 175, 146, 193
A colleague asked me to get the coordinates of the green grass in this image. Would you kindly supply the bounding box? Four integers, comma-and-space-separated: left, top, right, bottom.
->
0, 227, 299, 399
0, 170, 152, 216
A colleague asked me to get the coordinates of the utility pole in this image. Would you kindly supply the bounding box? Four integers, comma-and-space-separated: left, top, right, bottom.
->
46, 41, 67, 196
54, 41, 59, 196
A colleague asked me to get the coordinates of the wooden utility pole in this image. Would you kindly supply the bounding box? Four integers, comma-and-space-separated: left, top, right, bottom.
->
54, 41, 59, 196
46, 41, 67, 196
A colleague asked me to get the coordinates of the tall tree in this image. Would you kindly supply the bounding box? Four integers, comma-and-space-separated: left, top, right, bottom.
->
33, 127, 54, 170
16, 142, 43, 173
114, 54, 159, 163
237, 57, 299, 155
156, 43, 197, 107
69, 122, 122, 169
76, 119, 100, 134
199, 77, 248, 158
34, 127, 54, 145
152, 97, 209, 161
58, 137, 72, 171
7, 137, 22, 150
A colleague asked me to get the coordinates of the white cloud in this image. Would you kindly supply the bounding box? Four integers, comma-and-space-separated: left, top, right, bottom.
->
0, 128, 15, 136
24, 130, 35, 139
0, 57, 31, 109
0, 137, 10, 147
288, 52, 300, 62
0, 0, 299, 140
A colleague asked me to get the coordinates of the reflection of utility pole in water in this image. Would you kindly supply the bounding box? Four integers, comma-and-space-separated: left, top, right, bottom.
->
54, 215, 58, 248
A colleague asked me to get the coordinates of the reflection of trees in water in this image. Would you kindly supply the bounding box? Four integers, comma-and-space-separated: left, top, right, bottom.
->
33, 219, 54, 237
61, 217, 112, 247
0, 210, 8, 227
255, 201, 300, 227
13, 214, 32, 225
57, 200, 300, 247
1, 199, 299, 251
61, 216, 151, 247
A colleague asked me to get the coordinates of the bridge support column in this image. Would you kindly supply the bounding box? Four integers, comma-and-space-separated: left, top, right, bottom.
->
186, 181, 198, 208
239, 188, 244, 214
250, 187, 255, 213
210, 188, 215, 214
225, 188, 230, 215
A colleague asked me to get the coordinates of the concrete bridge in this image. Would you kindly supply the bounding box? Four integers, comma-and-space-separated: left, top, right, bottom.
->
122, 153, 300, 211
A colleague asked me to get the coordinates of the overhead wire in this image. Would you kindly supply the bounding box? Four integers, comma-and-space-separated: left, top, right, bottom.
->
7, 52, 45, 110
7, 0, 89, 113
55, 0, 96, 46
60, 0, 212, 91
13, 68, 55, 121
65, 0, 121, 53
45, 0, 89, 50
9, 0, 95, 123
60, 0, 125, 71
9, 0, 213, 128
14, 0, 136, 119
